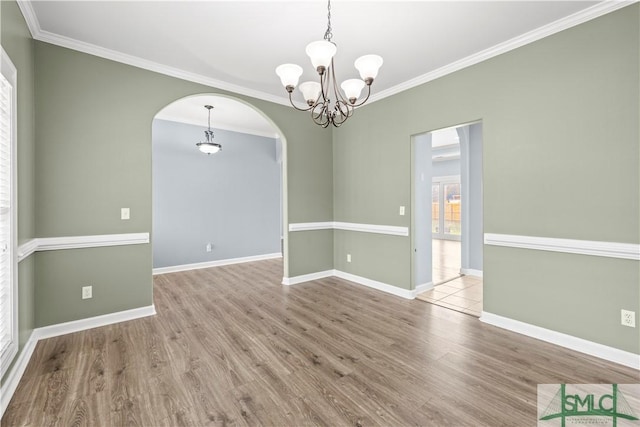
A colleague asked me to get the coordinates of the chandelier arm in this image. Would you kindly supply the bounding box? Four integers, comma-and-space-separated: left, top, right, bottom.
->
311, 102, 330, 127
319, 66, 331, 103
288, 91, 314, 112
350, 84, 373, 108
330, 61, 351, 107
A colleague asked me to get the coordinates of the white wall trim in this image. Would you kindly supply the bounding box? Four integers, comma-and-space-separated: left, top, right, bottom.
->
480, 311, 640, 370
289, 222, 409, 237
283, 270, 432, 298
460, 268, 483, 278
17, 0, 633, 108
334, 270, 415, 300
0, 332, 37, 418
16, 233, 150, 262
414, 281, 434, 294
282, 270, 333, 286
484, 233, 640, 261
288, 222, 334, 232
0, 304, 156, 418
33, 305, 156, 340
17, 239, 38, 262
368, 1, 635, 103
153, 253, 282, 275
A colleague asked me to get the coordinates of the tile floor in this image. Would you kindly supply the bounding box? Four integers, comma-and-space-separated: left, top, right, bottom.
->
416, 238, 483, 317
416, 275, 483, 316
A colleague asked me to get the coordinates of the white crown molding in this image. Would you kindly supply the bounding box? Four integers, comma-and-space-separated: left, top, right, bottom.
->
484, 233, 640, 261
480, 311, 640, 370
369, 0, 638, 103
15, 1, 39, 38
153, 253, 282, 275
288, 222, 409, 237
0, 304, 156, 418
18, 0, 635, 107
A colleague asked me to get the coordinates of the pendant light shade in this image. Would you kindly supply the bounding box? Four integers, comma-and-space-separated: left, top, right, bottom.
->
299, 81, 322, 105
354, 55, 384, 82
275, 64, 303, 90
340, 79, 366, 104
196, 105, 222, 155
305, 40, 337, 73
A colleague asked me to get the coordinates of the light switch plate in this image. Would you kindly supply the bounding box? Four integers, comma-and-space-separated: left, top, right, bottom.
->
121, 208, 130, 220
82, 286, 92, 299
399, 206, 405, 216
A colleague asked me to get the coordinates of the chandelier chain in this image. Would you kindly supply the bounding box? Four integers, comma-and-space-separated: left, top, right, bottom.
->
324, 0, 333, 42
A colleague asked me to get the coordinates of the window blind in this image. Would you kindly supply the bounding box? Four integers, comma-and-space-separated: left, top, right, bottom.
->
0, 68, 15, 373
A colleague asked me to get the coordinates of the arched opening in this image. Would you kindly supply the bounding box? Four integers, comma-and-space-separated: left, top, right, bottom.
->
151, 93, 288, 279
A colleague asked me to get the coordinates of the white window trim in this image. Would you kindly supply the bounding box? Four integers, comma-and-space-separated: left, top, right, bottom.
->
1, 46, 18, 379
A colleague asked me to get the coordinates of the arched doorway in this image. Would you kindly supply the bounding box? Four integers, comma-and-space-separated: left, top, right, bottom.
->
151, 94, 288, 279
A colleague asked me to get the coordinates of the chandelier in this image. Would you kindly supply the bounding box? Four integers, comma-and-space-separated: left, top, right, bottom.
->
275, 0, 383, 128
196, 105, 222, 155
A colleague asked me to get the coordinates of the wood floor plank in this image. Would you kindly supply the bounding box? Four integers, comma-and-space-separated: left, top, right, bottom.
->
3, 258, 639, 427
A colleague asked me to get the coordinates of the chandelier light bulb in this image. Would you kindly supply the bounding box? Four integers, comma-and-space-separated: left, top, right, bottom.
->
305, 40, 337, 74
299, 81, 322, 105
275, 64, 303, 91
354, 54, 384, 83
340, 79, 366, 104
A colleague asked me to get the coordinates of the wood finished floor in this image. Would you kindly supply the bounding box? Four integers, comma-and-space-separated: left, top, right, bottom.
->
2, 259, 638, 426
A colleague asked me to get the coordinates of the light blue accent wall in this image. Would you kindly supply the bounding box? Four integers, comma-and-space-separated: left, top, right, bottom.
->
152, 119, 281, 268
432, 158, 461, 178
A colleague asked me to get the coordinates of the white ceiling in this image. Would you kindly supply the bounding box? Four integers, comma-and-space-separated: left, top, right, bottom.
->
22, 0, 624, 134
155, 95, 278, 138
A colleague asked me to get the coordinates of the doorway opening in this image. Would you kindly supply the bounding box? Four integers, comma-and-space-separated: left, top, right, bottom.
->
412, 122, 483, 316
151, 94, 288, 279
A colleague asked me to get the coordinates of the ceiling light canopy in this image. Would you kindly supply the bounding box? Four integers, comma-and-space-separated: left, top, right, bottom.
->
275, 0, 382, 128
196, 105, 222, 155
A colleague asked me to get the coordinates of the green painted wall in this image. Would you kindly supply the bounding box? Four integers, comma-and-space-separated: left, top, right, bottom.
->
1, 0, 37, 385
32, 41, 332, 326
333, 5, 639, 354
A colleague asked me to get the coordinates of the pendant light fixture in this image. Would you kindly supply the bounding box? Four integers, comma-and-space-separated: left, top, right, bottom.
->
196, 105, 222, 155
275, 0, 383, 128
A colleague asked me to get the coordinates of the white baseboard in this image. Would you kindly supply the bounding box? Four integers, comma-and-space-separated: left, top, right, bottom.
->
282, 270, 333, 286
414, 281, 434, 294
480, 311, 640, 370
334, 270, 415, 299
461, 268, 483, 278
153, 253, 282, 275
0, 332, 38, 417
34, 305, 156, 340
0, 304, 156, 418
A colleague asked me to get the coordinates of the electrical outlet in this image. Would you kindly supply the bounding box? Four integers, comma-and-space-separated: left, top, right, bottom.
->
206, 243, 212, 252
621, 309, 636, 328
82, 286, 92, 300
347, 254, 351, 263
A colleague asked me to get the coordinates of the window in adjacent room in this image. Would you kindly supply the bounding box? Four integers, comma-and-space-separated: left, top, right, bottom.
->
0, 47, 18, 378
